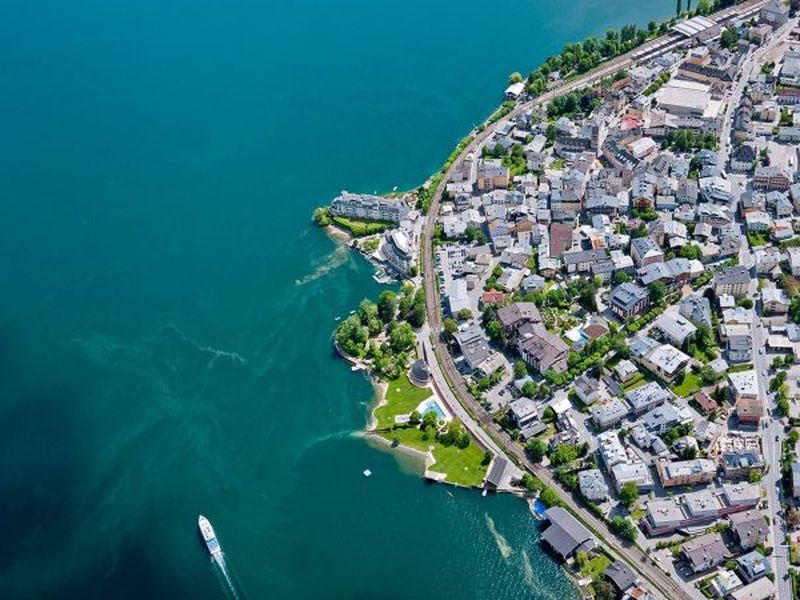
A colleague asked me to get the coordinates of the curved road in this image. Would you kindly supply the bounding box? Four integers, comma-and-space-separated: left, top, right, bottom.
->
419, 1, 770, 597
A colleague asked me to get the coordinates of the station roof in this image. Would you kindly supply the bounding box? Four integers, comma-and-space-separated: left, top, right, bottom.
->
671, 15, 717, 37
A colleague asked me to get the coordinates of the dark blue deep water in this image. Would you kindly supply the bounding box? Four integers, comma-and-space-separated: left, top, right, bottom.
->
0, 0, 670, 597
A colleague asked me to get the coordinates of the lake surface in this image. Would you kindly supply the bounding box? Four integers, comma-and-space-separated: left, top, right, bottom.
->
0, 0, 670, 597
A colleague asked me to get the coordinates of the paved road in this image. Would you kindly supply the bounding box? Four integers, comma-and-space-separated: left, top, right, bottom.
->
418, 1, 775, 597
721, 17, 798, 600
719, 17, 796, 167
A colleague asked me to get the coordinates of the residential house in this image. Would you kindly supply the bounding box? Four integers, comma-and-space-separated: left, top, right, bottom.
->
626, 382, 670, 416
509, 397, 539, 429
630, 237, 664, 267
714, 266, 751, 299
592, 398, 630, 430
753, 166, 790, 191
728, 579, 775, 600
609, 282, 651, 319
578, 469, 610, 502
737, 550, 772, 583
517, 325, 569, 374
638, 343, 691, 383
682, 532, 730, 573
762, 288, 789, 314
679, 295, 712, 329
729, 510, 769, 550
653, 313, 697, 348
476, 159, 510, 191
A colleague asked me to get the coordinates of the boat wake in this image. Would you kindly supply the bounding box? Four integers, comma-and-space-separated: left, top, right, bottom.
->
484, 514, 513, 560
295, 244, 349, 286
211, 553, 241, 600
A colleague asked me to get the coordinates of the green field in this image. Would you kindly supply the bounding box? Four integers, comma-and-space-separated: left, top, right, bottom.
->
579, 553, 612, 580
373, 376, 488, 487
373, 375, 432, 429
384, 427, 489, 487
672, 371, 701, 398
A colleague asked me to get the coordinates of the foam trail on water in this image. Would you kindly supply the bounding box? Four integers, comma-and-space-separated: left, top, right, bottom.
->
165, 324, 247, 367
484, 514, 513, 559
295, 244, 349, 286
213, 554, 240, 600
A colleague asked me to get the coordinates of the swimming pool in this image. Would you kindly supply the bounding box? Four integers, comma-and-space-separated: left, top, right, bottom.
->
532, 499, 547, 517
417, 398, 446, 420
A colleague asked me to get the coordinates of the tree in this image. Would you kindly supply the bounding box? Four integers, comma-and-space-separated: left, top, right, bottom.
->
456, 308, 473, 321
486, 320, 504, 343
312, 206, 331, 226
513, 360, 528, 379
377, 290, 398, 323
610, 516, 639, 542
389, 322, 416, 353
526, 438, 547, 462
335, 314, 369, 356
748, 470, 763, 483
521, 380, 537, 397
358, 299, 378, 324
521, 472, 541, 493
614, 270, 632, 284
421, 410, 438, 430
439, 420, 470, 448
720, 26, 739, 50
442, 318, 458, 341
508, 71, 523, 84
649, 281, 667, 304
409, 410, 421, 426
593, 579, 616, 600
619, 481, 639, 508
550, 443, 579, 466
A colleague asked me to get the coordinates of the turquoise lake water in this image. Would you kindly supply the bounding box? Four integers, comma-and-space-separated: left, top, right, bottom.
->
0, 0, 670, 597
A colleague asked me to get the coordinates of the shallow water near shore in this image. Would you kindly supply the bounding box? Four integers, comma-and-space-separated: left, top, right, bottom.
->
0, 0, 671, 597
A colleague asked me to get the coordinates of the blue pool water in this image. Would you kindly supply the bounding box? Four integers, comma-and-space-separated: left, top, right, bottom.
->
418, 398, 446, 420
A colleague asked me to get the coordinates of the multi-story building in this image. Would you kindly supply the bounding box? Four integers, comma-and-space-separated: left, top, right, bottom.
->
329, 191, 410, 224
714, 266, 751, 299
753, 166, 791, 191
608, 282, 650, 319
656, 459, 717, 487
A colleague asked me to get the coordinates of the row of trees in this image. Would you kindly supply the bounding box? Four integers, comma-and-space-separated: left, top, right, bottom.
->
547, 88, 601, 119
661, 129, 718, 153
527, 24, 660, 97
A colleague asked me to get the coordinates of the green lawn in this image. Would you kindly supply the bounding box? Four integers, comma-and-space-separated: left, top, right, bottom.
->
373, 375, 487, 487
580, 553, 612, 580
332, 216, 391, 237
672, 372, 701, 398
373, 375, 432, 429
747, 230, 770, 248
621, 372, 648, 392
729, 363, 755, 373
382, 427, 488, 487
